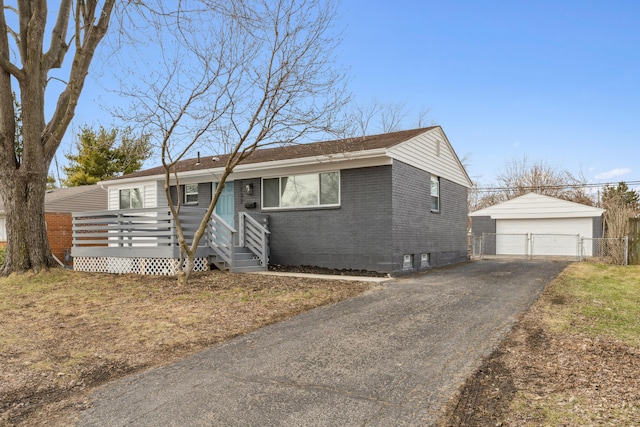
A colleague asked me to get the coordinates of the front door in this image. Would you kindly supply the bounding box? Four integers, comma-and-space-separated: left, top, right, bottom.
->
215, 181, 235, 227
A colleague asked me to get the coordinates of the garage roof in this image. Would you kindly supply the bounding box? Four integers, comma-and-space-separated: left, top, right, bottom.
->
469, 192, 604, 219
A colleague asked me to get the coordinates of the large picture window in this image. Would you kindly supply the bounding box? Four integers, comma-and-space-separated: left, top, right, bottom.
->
263, 171, 340, 209
119, 188, 143, 209
430, 176, 440, 212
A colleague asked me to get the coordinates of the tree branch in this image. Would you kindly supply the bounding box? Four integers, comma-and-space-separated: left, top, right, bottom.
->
43, 0, 116, 161
0, 2, 25, 81
43, 0, 72, 71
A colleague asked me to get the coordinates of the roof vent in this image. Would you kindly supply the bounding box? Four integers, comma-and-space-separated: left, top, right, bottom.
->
196, 152, 201, 165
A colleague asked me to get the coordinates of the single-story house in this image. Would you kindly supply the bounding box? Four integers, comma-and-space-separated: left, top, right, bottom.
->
0, 185, 107, 266
71, 126, 473, 275
469, 193, 604, 257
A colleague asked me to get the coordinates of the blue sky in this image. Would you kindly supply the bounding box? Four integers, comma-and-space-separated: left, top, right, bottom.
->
334, 0, 640, 185
65, 0, 640, 187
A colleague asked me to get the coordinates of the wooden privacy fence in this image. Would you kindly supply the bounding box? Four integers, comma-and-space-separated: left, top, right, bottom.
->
629, 218, 640, 265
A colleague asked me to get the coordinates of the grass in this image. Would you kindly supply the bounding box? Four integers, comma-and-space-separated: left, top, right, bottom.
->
0, 268, 373, 426
542, 263, 640, 345
506, 262, 640, 425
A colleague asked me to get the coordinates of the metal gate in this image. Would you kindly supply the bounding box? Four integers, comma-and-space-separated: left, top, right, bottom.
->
472, 233, 628, 265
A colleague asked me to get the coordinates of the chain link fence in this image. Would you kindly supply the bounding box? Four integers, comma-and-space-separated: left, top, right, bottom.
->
470, 234, 629, 265
581, 237, 628, 265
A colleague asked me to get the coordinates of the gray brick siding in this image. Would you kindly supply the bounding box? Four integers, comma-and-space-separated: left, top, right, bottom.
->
391, 161, 468, 274
235, 166, 393, 271
233, 161, 469, 274
470, 215, 497, 255
169, 182, 212, 209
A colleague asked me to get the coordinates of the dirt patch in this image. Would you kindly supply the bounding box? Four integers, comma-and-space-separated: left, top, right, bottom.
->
440, 349, 516, 427
0, 269, 373, 426
269, 264, 389, 277
439, 300, 640, 426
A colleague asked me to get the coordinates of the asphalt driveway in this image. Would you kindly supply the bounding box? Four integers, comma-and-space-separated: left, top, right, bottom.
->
78, 260, 568, 426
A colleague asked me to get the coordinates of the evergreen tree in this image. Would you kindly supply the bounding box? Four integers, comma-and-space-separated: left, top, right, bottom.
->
63, 126, 152, 186
46, 175, 58, 190
602, 182, 639, 209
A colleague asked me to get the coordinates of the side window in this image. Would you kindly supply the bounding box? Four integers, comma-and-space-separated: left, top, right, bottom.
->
119, 188, 143, 209
184, 184, 199, 204
430, 176, 440, 212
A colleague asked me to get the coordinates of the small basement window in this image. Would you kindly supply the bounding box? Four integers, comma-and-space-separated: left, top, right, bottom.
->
403, 254, 413, 270
421, 253, 430, 268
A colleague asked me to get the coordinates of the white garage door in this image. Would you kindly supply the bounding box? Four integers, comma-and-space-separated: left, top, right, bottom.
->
496, 218, 592, 256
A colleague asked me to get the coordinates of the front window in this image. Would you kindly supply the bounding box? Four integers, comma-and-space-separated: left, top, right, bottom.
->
119, 188, 143, 209
263, 171, 340, 209
430, 176, 440, 212
184, 184, 198, 204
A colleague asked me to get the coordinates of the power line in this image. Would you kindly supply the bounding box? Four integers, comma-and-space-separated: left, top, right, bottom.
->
472, 180, 640, 193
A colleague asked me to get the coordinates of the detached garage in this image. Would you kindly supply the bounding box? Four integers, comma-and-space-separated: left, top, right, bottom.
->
470, 193, 604, 258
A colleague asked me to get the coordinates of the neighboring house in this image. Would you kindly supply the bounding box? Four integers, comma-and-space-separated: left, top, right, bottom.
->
0, 186, 108, 265
72, 126, 473, 275
469, 193, 604, 258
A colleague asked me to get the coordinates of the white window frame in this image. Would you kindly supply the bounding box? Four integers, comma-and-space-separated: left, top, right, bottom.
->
119, 187, 144, 209
262, 171, 340, 210
403, 254, 413, 270
184, 184, 199, 205
430, 176, 440, 212
421, 253, 430, 268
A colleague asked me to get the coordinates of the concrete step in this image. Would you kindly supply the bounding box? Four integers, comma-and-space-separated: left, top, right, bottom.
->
231, 265, 268, 273
233, 258, 262, 268
234, 252, 259, 261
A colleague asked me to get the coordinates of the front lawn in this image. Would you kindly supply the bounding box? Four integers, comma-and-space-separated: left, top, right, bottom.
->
0, 268, 373, 426
440, 262, 640, 426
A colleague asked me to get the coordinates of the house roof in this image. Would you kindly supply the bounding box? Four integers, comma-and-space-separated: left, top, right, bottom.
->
106, 127, 438, 182
44, 186, 108, 213
0, 185, 108, 214
469, 193, 604, 219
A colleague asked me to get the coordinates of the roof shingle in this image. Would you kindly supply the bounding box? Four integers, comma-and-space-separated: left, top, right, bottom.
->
107, 127, 436, 181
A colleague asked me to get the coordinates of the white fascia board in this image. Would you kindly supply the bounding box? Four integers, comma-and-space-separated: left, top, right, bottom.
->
100, 149, 391, 187
488, 211, 604, 219
386, 127, 473, 188
103, 178, 158, 190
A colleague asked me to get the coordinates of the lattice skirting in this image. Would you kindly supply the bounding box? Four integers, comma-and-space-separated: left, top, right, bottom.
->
73, 257, 209, 275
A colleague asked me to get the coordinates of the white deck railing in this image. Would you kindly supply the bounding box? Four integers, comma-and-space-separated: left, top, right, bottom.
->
238, 212, 270, 267
71, 207, 211, 259
72, 207, 270, 272
207, 213, 237, 266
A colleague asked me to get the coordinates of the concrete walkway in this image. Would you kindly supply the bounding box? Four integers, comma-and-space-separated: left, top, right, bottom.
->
78, 260, 568, 426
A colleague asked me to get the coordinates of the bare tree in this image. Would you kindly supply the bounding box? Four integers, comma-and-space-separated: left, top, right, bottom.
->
379, 101, 407, 133
0, 1, 116, 274
348, 99, 383, 137
343, 99, 432, 137
472, 156, 594, 211
117, 0, 348, 284
602, 182, 640, 238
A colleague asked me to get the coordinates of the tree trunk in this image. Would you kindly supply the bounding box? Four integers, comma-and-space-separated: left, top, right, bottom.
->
0, 168, 56, 274
177, 257, 195, 286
